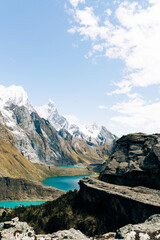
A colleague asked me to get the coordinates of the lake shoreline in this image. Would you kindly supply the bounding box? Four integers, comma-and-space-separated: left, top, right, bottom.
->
0, 173, 95, 208
35, 163, 95, 180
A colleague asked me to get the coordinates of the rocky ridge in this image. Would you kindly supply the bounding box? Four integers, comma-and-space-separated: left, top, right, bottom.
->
0, 177, 64, 201
35, 99, 117, 152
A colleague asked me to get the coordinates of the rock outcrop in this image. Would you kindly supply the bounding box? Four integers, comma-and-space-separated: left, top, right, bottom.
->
1, 215, 160, 240
115, 214, 160, 239
79, 177, 160, 232
0, 217, 90, 240
99, 133, 160, 189
0, 177, 64, 201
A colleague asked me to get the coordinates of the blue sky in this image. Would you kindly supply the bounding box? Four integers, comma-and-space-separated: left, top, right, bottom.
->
0, 0, 160, 136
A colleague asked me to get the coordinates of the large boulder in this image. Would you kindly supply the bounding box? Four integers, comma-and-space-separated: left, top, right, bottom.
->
0, 218, 90, 240
115, 214, 160, 239
99, 133, 160, 189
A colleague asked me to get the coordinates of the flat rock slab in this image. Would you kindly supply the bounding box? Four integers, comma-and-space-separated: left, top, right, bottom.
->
80, 177, 160, 207
79, 177, 160, 231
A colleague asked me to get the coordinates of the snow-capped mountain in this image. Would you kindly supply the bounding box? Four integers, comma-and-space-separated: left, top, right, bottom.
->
0, 85, 116, 166
36, 100, 116, 151
35, 99, 68, 131
0, 85, 34, 113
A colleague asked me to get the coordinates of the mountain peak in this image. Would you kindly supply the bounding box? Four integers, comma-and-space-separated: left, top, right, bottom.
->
48, 98, 55, 106
0, 85, 34, 112
0, 85, 27, 103
35, 99, 57, 120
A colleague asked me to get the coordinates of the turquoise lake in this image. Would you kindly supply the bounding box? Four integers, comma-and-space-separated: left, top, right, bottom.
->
0, 174, 92, 209
42, 174, 92, 191
0, 201, 45, 209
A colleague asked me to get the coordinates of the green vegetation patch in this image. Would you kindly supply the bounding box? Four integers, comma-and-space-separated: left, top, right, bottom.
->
0, 190, 110, 237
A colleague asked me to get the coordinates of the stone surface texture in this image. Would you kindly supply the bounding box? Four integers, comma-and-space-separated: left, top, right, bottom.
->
1, 215, 160, 239
99, 133, 160, 189
79, 177, 160, 232
115, 214, 160, 239
0, 218, 90, 240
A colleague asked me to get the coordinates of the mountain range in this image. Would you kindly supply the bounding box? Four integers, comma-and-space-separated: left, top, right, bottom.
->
0, 85, 116, 167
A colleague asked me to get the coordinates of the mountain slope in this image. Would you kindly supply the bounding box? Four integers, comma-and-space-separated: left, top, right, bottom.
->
0, 177, 64, 201
0, 85, 115, 166
0, 121, 47, 181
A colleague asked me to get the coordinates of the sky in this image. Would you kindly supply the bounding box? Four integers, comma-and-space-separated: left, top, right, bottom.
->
0, 0, 160, 136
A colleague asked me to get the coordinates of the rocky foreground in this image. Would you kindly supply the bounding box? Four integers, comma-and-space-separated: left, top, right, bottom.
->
1, 215, 160, 240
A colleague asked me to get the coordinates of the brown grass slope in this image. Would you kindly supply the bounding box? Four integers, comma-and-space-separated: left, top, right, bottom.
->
0, 122, 48, 181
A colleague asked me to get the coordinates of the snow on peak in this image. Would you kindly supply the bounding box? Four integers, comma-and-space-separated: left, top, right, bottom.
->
0, 85, 27, 104
35, 99, 68, 131
48, 98, 56, 107
0, 85, 34, 112
78, 122, 100, 138
35, 99, 57, 120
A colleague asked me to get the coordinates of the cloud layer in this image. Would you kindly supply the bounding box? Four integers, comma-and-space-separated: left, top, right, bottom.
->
67, 0, 160, 135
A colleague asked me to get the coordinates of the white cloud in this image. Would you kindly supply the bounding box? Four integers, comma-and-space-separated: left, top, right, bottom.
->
105, 9, 112, 16
67, 0, 160, 135
97, 105, 107, 109
69, 0, 85, 8
108, 80, 132, 95
75, 7, 99, 27
68, 0, 160, 91
111, 97, 160, 134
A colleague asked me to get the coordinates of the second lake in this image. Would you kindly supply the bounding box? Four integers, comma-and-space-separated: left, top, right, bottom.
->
42, 174, 92, 191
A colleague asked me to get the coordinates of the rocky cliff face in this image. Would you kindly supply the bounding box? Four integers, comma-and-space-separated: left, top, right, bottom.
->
99, 133, 160, 189
0, 177, 64, 201
79, 177, 160, 232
